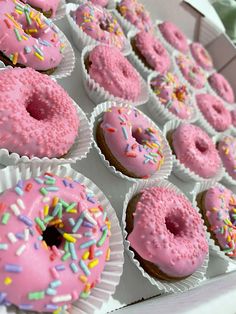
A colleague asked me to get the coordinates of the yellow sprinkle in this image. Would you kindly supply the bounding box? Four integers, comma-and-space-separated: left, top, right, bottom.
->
52, 197, 59, 207
211, 207, 218, 211
88, 259, 99, 269
27, 28, 38, 33
34, 52, 44, 61
106, 248, 111, 261
53, 308, 63, 314
42, 241, 48, 250
29, 11, 35, 19
4, 277, 12, 285
48, 219, 62, 226
82, 251, 89, 260
224, 148, 229, 155
84, 283, 91, 293
79, 275, 88, 283
12, 52, 18, 65
58, 223, 64, 228
44, 205, 49, 217
15, 10, 23, 14
227, 235, 231, 242
63, 233, 76, 243
67, 209, 77, 214
22, 35, 28, 41
105, 220, 111, 230
89, 208, 99, 213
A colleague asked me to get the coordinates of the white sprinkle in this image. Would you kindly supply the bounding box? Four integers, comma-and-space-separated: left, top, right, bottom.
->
16, 244, 26, 256
42, 197, 50, 203
8, 233, 17, 244
0, 243, 8, 250
17, 199, 25, 210
71, 234, 82, 239
10, 204, 20, 216
94, 212, 102, 219
84, 211, 97, 226
24, 229, 30, 242
52, 295, 72, 303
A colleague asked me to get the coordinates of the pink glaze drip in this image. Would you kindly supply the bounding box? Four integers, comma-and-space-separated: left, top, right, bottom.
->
74, 3, 126, 50
175, 54, 206, 89
203, 186, 236, 257
0, 174, 111, 312
151, 72, 193, 120
117, 0, 153, 32
218, 136, 236, 179
88, 45, 141, 101
208, 73, 235, 104
196, 93, 231, 132
134, 30, 171, 73
128, 187, 208, 278
0, 0, 64, 71
21, 0, 60, 17
0, 67, 79, 158
100, 106, 165, 178
190, 42, 213, 71
159, 21, 189, 53
172, 124, 221, 178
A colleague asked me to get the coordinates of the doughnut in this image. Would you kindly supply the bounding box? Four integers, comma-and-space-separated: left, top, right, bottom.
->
150, 72, 193, 120
196, 93, 231, 132
171, 124, 221, 178
175, 54, 206, 89
0, 173, 111, 312
126, 186, 208, 280
0, 0, 64, 73
132, 30, 171, 73
20, 0, 60, 18
117, 0, 153, 32
197, 186, 236, 258
86, 45, 141, 101
218, 136, 236, 179
88, 0, 109, 7
0, 67, 79, 158
96, 106, 165, 178
74, 3, 127, 50
190, 42, 214, 71
158, 21, 189, 53
208, 73, 235, 104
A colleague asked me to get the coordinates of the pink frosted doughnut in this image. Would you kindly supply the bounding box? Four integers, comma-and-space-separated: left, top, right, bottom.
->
133, 30, 171, 73
74, 3, 126, 50
89, 0, 109, 7
0, 173, 111, 312
202, 186, 236, 257
190, 42, 213, 71
20, 0, 60, 17
128, 186, 208, 278
0, 67, 79, 158
158, 21, 189, 53
175, 54, 206, 89
172, 124, 221, 178
0, 0, 64, 72
117, 0, 153, 32
231, 109, 236, 127
218, 136, 236, 179
150, 72, 193, 120
196, 93, 231, 132
87, 45, 141, 101
208, 73, 235, 104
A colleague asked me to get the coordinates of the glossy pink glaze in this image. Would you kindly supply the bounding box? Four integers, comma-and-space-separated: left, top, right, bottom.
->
190, 42, 213, 71
74, 3, 126, 50
90, 0, 109, 7
218, 136, 236, 179
134, 31, 171, 73
0, 67, 79, 158
117, 0, 153, 32
196, 93, 231, 132
175, 54, 206, 89
231, 109, 236, 127
208, 73, 235, 104
172, 124, 221, 178
100, 106, 165, 178
159, 21, 189, 53
21, 0, 60, 17
203, 186, 236, 257
0, 0, 64, 71
88, 45, 141, 101
151, 72, 193, 120
128, 187, 208, 278
0, 174, 111, 312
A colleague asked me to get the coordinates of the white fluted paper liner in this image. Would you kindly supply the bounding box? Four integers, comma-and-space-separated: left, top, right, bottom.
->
191, 181, 236, 265
53, 0, 66, 21
147, 72, 199, 126
122, 179, 209, 293
90, 101, 173, 183
66, 3, 131, 55
65, 0, 115, 9
0, 163, 124, 314
81, 45, 150, 106
163, 119, 224, 183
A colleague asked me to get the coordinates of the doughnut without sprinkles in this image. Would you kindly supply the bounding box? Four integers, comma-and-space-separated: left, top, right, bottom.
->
208, 72, 235, 104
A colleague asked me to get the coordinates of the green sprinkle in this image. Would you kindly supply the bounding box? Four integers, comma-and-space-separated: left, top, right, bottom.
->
61, 252, 71, 261
80, 291, 90, 299
59, 199, 69, 208
58, 206, 63, 219
40, 188, 48, 196
64, 241, 69, 252
66, 202, 77, 212
97, 229, 108, 247
44, 216, 54, 224
45, 179, 56, 185
35, 217, 46, 231
25, 10, 31, 25
28, 291, 45, 300
2, 213, 10, 225
14, 28, 22, 41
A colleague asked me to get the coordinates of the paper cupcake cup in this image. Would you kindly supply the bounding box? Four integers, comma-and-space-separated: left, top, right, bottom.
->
65, 3, 131, 55
65, 0, 115, 9
163, 119, 224, 183
53, 0, 66, 21
191, 181, 236, 265
122, 178, 209, 293
90, 101, 173, 183
0, 163, 124, 314
81, 45, 150, 106
147, 72, 199, 126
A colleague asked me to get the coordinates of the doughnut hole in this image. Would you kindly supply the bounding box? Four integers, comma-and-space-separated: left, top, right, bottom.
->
223, 82, 229, 93
165, 212, 186, 236
42, 225, 63, 248
132, 127, 146, 145
212, 103, 222, 114
99, 19, 110, 32
26, 94, 51, 120
175, 31, 182, 40
153, 44, 164, 55
195, 138, 209, 154
192, 66, 199, 74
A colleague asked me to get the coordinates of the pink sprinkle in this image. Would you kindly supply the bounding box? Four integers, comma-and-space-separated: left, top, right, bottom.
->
72, 290, 78, 300
50, 267, 59, 279
52, 245, 61, 257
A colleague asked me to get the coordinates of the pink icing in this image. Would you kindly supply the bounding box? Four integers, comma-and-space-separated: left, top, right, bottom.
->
175, 54, 206, 89
0, 67, 79, 158
0, 0, 64, 71
218, 136, 236, 179
88, 45, 141, 101
134, 30, 171, 73
89, 0, 109, 7
21, 0, 60, 17
159, 21, 189, 53
0, 174, 111, 312
231, 109, 236, 127
172, 124, 221, 178
100, 106, 165, 178
208, 73, 235, 104
151, 72, 193, 120
117, 0, 153, 32
203, 186, 236, 257
196, 93, 231, 132
190, 42, 213, 71
128, 187, 208, 278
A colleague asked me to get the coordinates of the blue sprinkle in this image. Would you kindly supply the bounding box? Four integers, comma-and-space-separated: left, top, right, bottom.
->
46, 288, 57, 296
45, 304, 58, 310
15, 232, 24, 240
55, 265, 65, 271
16, 180, 24, 188
0, 293, 7, 304
24, 46, 32, 54
18, 215, 33, 227
95, 250, 103, 257
15, 186, 24, 196
50, 280, 62, 289
62, 179, 68, 187
80, 239, 96, 249
46, 186, 59, 192
34, 242, 40, 250
68, 218, 75, 226
19, 304, 33, 310
5, 264, 22, 273
69, 243, 77, 260
70, 262, 79, 273
82, 221, 94, 228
